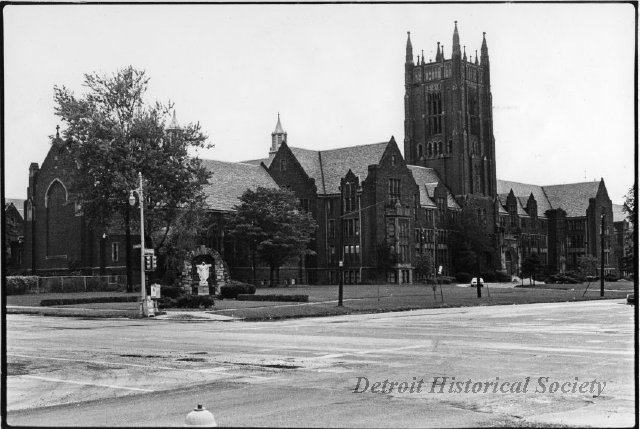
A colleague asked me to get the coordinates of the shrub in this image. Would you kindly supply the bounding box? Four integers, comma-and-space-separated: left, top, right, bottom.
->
159, 285, 184, 299
494, 271, 511, 282
220, 283, 257, 299
175, 295, 215, 309
40, 296, 139, 306
237, 294, 308, 302
479, 271, 496, 282
157, 297, 177, 309
6, 276, 39, 295
604, 273, 619, 282
436, 276, 454, 284
454, 272, 472, 283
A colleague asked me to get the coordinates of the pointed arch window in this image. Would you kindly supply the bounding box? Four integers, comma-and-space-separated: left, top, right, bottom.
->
418, 144, 423, 158
427, 142, 433, 157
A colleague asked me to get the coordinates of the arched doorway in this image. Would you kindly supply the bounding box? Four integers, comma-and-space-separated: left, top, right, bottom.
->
505, 251, 513, 276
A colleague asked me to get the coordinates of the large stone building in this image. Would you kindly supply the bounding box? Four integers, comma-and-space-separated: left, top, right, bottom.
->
19, 22, 619, 283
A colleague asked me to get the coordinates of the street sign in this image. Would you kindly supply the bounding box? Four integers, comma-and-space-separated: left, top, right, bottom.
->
144, 248, 155, 255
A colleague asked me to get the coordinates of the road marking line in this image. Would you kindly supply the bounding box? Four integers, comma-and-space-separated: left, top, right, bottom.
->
19, 375, 155, 392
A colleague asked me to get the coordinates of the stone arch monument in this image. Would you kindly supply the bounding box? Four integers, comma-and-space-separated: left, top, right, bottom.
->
181, 245, 231, 295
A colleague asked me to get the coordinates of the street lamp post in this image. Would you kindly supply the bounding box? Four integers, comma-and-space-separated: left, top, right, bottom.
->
129, 172, 147, 315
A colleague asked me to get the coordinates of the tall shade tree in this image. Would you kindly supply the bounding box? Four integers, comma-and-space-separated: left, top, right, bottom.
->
227, 187, 317, 286
54, 66, 212, 291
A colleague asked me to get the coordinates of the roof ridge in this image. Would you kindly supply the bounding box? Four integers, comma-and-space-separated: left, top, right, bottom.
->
317, 151, 326, 194
542, 181, 600, 188
317, 141, 389, 154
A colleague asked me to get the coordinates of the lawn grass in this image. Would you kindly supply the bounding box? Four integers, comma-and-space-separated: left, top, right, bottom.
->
6, 281, 634, 320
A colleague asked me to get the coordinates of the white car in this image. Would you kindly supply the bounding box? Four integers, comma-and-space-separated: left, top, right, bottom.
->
471, 277, 484, 287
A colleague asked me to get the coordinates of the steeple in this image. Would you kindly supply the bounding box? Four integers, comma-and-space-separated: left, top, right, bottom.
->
270, 113, 287, 155
405, 31, 414, 63
55, 125, 60, 140
481, 32, 489, 64
452, 21, 461, 57
167, 110, 180, 132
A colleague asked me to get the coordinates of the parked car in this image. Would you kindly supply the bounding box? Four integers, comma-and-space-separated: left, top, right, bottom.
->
604, 274, 619, 282
627, 294, 635, 305
471, 277, 484, 287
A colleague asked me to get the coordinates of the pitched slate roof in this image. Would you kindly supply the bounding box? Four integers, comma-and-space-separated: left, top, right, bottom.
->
318, 143, 389, 194
497, 179, 603, 218
407, 165, 460, 210
496, 180, 552, 213
496, 195, 509, 215
200, 159, 278, 212
5, 198, 25, 218
242, 154, 274, 167
612, 204, 627, 223
543, 181, 601, 217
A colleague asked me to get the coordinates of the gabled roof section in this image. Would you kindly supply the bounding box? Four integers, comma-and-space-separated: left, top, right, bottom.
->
516, 197, 530, 217
543, 181, 601, 217
408, 165, 460, 210
319, 142, 389, 194
497, 179, 552, 214
5, 198, 25, 218
200, 159, 278, 212
242, 154, 275, 167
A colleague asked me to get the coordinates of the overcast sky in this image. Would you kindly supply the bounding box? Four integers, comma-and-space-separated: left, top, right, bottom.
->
3, 3, 635, 204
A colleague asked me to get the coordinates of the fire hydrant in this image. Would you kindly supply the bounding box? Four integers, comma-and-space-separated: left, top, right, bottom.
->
185, 404, 216, 427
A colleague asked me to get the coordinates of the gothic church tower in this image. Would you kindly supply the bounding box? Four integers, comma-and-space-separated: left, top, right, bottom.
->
404, 22, 497, 199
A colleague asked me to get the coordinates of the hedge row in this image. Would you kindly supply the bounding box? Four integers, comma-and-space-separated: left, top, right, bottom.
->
6, 276, 39, 295
158, 295, 215, 309
237, 294, 308, 302
220, 284, 256, 299
40, 296, 139, 306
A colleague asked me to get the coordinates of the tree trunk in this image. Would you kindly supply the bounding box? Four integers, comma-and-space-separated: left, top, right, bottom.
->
269, 265, 275, 287
125, 207, 133, 293
275, 265, 280, 286
251, 244, 256, 286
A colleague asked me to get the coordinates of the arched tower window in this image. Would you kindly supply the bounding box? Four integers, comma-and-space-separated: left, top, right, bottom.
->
418, 144, 423, 158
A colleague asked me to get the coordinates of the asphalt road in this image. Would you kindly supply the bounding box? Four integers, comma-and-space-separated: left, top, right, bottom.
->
6, 300, 636, 427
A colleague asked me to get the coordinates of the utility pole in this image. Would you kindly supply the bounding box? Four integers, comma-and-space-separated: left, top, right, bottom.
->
600, 211, 605, 297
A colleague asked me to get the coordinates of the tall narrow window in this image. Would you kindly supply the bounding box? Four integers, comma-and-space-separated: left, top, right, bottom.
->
389, 179, 401, 203
280, 159, 286, 171
112, 243, 120, 262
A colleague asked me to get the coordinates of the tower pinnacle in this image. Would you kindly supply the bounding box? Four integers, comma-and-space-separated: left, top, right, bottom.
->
406, 31, 413, 63
453, 21, 461, 56
270, 113, 287, 155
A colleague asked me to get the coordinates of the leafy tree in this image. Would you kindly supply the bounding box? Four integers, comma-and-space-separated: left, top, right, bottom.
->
414, 252, 434, 283
448, 207, 494, 274
622, 184, 635, 225
521, 253, 543, 285
621, 184, 635, 277
577, 255, 598, 278
54, 66, 212, 290
227, 187, 317, 286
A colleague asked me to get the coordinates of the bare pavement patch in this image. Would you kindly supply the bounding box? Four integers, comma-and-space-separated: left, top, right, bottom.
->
5, 300, 635, 427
